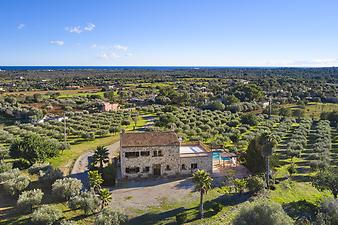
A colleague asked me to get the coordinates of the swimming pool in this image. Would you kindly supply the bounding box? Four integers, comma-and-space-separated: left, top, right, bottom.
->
212, 152, 230, 161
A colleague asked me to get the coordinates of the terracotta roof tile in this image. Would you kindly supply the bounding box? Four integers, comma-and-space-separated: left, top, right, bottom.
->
121, 131, 180, 147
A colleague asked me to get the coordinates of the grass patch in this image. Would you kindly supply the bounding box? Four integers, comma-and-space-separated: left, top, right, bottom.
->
270, 180, 332, 205
58, 91, 105, 99
285, 102, 338, 119
48, 135, 119, 174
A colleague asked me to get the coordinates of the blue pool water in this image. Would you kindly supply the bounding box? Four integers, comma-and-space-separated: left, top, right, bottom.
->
212, 152, 230, 160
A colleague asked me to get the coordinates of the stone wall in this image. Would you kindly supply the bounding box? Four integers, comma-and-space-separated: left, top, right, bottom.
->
179, 154, 213, 175
121, 145, 180, 179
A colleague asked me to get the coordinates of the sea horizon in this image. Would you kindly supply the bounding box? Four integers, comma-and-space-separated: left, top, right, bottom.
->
0, 65, 336, 71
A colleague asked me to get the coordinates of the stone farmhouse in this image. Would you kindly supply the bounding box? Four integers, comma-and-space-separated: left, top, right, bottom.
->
120, 131, 212, 179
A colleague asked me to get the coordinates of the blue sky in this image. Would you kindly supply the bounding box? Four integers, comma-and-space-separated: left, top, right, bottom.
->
1, 0, 338, 66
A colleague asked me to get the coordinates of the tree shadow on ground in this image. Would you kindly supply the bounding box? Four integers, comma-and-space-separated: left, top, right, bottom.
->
127, 207, 186, 225
69, 213, 91, 222
70, 171, 89, 190
296, 166, 312, 174
114, 177, 192, 190
294, 161, 310, 167
283, 200, 318, 221
174, 178, 194, 190
127, 192, 251, 225
292, 175, 312, 182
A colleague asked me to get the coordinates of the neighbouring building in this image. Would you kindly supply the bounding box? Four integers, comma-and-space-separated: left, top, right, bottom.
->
101, 102, 120, 112
37, 115, 68, 123
120, 131, 212, 179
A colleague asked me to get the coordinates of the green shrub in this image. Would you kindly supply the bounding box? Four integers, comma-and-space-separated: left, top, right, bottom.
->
246, 176, 265, 194
102, 163, 116, 186
233, 178, 247, 194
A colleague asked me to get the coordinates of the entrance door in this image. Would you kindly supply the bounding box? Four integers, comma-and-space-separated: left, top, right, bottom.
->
153, 164, 161, 176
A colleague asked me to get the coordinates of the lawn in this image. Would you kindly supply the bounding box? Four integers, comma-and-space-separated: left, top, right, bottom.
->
270, 180, 332, 205
48, 134, 119, 174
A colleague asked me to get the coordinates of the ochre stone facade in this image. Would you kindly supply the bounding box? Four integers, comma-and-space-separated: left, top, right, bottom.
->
121, 145, 181, 179
120, 132, 213, 179
180, 155, 213, 175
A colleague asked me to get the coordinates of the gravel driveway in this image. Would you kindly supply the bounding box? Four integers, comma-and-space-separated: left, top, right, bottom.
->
110, 177, 197, 212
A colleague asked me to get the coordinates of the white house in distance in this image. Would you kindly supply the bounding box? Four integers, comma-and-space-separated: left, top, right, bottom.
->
119, 131, 213, 179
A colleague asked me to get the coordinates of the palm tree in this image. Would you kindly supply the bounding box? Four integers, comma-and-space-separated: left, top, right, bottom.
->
92, 146, 109, 171
258, 132, 277, 189
88, 170, 104, 193
192, 169, 213, 219
99, 188, 112, 210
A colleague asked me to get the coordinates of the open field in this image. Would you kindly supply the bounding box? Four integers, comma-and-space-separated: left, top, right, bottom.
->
286, 102, 338, 118
1, 87, 101, 97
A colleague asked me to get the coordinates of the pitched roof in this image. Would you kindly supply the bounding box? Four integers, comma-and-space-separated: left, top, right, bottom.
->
121, 131, 180, 147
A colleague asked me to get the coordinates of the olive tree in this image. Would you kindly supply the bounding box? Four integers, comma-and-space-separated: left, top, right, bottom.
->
315, 198, 338, 225
17, 189, 44, 212
31, 205, 63, 225
3, 176, 30, 196
0, 168, 20, 183
94, 207, 128, 225
59, 220, 78, 225
313, 168, 338, 198
68, 191, 100, 215
39, 166, 63, 185
233, 201, 293, 225
52, 177, 82, 201
60, 220, 78, 225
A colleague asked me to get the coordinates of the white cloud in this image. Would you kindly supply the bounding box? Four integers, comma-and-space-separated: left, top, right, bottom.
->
311, 58, 338, 64
113, 44, 128, 51
50, 40, 64, 46
65, 22, 95, 34
84, 23, 95, 31
95, 44, 131, 61
17, 24, 25, 30
98, 52, 121, 60
65, 26, 82, 34
265, 58, 338, 67
288, 58, 338, 66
